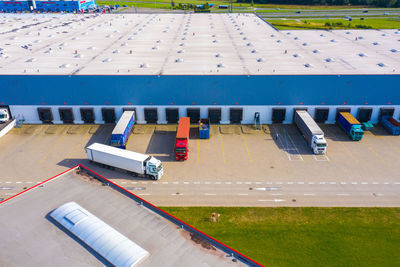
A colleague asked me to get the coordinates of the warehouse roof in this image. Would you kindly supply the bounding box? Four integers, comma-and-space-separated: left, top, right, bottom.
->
0, 169, 245, 266
0, 13, 399, 75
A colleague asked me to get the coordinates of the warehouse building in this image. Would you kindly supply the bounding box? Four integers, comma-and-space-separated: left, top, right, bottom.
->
0, 0, 96, 12
0, 13, 399, 125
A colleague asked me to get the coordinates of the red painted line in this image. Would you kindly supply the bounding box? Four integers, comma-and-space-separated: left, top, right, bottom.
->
0, 165, 79, 205
78, 164, 263, 266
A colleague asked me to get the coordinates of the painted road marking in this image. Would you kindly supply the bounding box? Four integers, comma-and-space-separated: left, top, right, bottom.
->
255, 182, 262, 184
65, 128, 91, 161
131, 182, 137, 184
152, 182, 158, 184
171, 193, 183, 196
215, 182, 221, 184
193, 182, 200, 184
184, 182, 190, 184
238, 193, 248, 196
225, 182, 232, 184
138, 193, 150, 196
325, 127, 358, 163
363, 142, 385, 163
242, 134, 253, 163
319, 182, 326, 185
197, 139, 200, 163
304, 193, 315, 196
173, 182, 179, 184
219, 133, 226, 164
271, 193, 283, 196
352, 182, 358, 185
395, 182, 400, 185
308, 182, 315, 184
162, 182, 168, 184
313, 154, 330, 162
336, 193, 350, 196
330, 182, 336, 185
372, 182, 379, 185
340, 182, 347, 185
0, 187, 13, 190
258, 199, 286, 202
276, 182, 283, 185
5, 182, 11, 184
287, 182, 294, 184
205, 182, 211, 184
383, 182, 389, 185
121, 182, 127, 184
255, 187, 281, 191
236, 182, 242, 184
141, 182, 148, 184
205, 193, 216, 196
361, 182, 368, 185
40, 127, 68, 163
297, 182, 304, 184
276, 127, 303, 161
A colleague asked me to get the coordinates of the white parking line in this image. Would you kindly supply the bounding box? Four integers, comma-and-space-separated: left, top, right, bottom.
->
238, 193, 248, 196
5, 193, 16, 196
375, 193, 384, 196
319, 182, 326, 184
330, 182, 336, 185
383, 182, 389, 185
5, 182, 11, 184
255, 182, 262, 184
271, 193, 283, 196
304, 193, 315, 196
26, 182, 33, 184
340, 182, 347, 185
336, 193, 350, 196
276, 182, 283, 185
313, 154, 330, 162
245, 182, 252, 185
258, 199, 286, 202
395, 182, 400, 185
287, 182, 294, 184
205, 193, 216, 196
266, 182, 273, 184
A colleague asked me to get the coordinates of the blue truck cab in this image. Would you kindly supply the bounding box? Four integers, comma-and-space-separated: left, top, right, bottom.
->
110, 111, 135, 149
199, 118, 210, 139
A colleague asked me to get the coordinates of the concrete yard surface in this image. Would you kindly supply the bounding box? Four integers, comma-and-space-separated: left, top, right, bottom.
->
0, 170, 245, 267
0, 123, 400, 206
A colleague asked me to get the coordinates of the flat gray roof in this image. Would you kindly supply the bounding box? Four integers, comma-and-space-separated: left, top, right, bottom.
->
0, 170, 245, 267
0, 13, 399, 75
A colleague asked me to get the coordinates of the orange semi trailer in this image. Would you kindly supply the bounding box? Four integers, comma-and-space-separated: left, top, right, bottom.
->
175, 117, 190, 161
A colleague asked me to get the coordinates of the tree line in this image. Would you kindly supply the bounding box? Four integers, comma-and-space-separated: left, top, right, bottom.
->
237, 0, 399, 8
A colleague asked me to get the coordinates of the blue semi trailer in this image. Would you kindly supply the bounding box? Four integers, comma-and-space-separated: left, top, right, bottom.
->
110, 111, 135, 149
381, 116, 400, 135
337, 112, 364, 141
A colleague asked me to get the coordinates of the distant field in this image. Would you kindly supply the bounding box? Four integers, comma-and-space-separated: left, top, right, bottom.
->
269, 17, 400, 30
161, 207, 400, 267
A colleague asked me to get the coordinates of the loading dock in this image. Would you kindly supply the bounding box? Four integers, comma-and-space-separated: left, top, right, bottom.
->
59, 108, 74, 124
102, 108, 116, 124
208, 108, 221, 123
292, 107, 308, 120
230, 108, 243, 124
187, 108, 200, 123
379, 108, 394, 121
144, 108, 158, 123
37, 108, 53, 124
123, 107, 137, 120
336, 108, 351, 120
272, 108, 286, 123
166, 108, 179, 124
314, 108, 329, 123
80, 108, 95, 124
357, 108, 373, 123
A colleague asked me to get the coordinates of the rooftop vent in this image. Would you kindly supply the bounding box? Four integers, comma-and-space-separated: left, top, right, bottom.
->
240, 32, 244, 35
106, 34, 113, 38
277, 40, 281, 43
325, 57, 335, 62
213, 40, 218, 43
330, 39, 336, 42
358, 53, 366, 57
293, 54, 300, 58
270, 34, 275, 37
26, 58, 36, 63
180, 43, 185, 47
217, 63, 225, 68
181, 37, 186, 40
59, 43, 67, 47
243, 37, 247, 40
121, 43, 128, 47
71, 37, 79, 40
156, 40, 162, 43
81, 32, 88, 36
48, 34, 54, 38
373, 42, 379, 45
103, 58, 112, 63
246, 43, 252, 46
175, 58, 183, 63
377, 62, 385, 67
294, 37, 299, 40
128, 37, 134, 40
286, 32, 291, 35
34, 40, 41, 43
346, 31, 351, 34
45, 49, 53, 54
320, 34, 325, 37
304, 63, 312, 68
75, 54, 84, 58
381, 33, 386, 36
88, 46, 96, 50
140, 63, 149, 68
113, 50, 120, 54
251, 49, 258, 54
60, 64, 70, 68
177, 50, 184, 54
257, 58, 264, 62
9, 36, 17, 40
390, 49, 397, 52
312, 49, 319, 53
215, 53, 222, 58
212, 34, 216, 37
358, 36, 364, 39
152, 46, 159, 50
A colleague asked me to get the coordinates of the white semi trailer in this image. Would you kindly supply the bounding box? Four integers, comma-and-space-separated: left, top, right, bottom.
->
294, 110, 327, 155
86, 143, 163, 180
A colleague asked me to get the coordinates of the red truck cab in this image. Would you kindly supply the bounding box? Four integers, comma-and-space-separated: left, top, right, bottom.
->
175, 117, 190, 161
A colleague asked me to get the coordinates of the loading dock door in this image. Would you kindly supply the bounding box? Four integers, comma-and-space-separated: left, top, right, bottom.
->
166, 108, 179, 124
80, 108, 95, 124
272, 108, 286, 123
314, 108, 329, 123
336, 108, 351, 121
230, 108, 243, 124
123, 107, 137, 120
37, 108, 53, 124
144, 108, 158, 123
379, 108, 394, 121
208, 108, 221, 124
59, 108, 74, 124
187, 108, 200, 123
102, 108, 116, 123
357, 108, 373, 123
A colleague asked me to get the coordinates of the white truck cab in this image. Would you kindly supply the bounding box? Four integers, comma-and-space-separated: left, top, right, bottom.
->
0, 108, 9, 123
146, 157, 163, 180
312, 135, 327, 155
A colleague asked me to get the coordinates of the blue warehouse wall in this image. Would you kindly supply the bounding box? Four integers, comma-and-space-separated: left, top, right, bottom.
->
0, 75, 399, 106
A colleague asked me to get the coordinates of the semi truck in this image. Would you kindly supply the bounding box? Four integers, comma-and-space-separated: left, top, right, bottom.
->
110, 111, 135, 149
86, 143, 163, 180
0, 108, 9, 123
199, 118, 210, 139
337, 112, 364, 141
175, 117, 190, 161
294, 110, 327, 154
381, 116, 400, 135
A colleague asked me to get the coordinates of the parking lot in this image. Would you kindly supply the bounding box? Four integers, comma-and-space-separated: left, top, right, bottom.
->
0, 123, 400, 205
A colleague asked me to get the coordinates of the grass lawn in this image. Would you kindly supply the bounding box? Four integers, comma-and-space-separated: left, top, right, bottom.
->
269, 17, 400, 30
160, 207, 400, 267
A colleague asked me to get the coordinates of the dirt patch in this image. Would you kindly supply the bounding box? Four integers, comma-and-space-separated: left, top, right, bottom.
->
44, 125, 59, 134
88, 125, 99, 134
189, 232, 216, 250
74, 169, 103, 185
241, 125, 258, 134
67, 125, 81, 135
